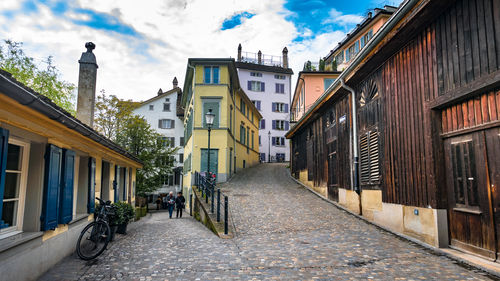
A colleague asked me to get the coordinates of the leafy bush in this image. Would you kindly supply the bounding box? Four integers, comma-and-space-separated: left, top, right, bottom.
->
114, 202, 135, 225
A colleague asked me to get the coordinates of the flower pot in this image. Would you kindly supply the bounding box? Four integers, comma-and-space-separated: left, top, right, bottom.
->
116, 223, 128, 234
109, 225, 117, 241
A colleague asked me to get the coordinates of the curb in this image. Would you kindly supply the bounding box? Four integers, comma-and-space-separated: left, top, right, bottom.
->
288, 172, 500, 279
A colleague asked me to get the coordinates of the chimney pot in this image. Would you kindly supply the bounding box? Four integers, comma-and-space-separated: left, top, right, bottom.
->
282, 47, 289, 68
257, 50, 262, 64
76, 42, 98, 127
158, 88, 163, 96
237, 44, 242, 61
172, 77, 178, 88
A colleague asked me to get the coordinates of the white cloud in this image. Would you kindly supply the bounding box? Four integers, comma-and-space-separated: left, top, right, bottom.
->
0, 0, 350, 103
0, 0, 20, 10
323, 8, 364, 27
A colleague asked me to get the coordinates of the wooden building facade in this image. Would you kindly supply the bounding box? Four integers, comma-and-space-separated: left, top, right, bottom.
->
287, 0, 500, 259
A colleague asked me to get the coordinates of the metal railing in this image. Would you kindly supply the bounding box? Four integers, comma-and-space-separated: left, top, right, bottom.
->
240, 51, 283, 67
194, 171, 229, 235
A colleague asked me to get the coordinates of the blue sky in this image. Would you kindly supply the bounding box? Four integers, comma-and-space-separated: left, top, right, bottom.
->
0, 0, 402, 101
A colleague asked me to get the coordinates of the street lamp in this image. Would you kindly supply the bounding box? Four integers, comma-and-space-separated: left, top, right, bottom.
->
268, 131, 271, 163
205, 109, 215, 179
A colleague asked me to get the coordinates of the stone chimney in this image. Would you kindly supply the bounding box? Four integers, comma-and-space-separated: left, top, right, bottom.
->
257, 50, 262, 64
76, 42, 98, 127
237, 44, 242, 62
157, 88, 163, 96
282, 47, 289, 68
173, 77, 178, 88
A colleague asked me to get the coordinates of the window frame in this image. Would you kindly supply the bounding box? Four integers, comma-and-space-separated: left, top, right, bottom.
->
149, 105, 154, 111
203, 66, 220, 84
275, 83, 285, 94
0, 138, 30, 236
249, 81, 264, 92
163, 103, 171, 112
250, 72, 262, 77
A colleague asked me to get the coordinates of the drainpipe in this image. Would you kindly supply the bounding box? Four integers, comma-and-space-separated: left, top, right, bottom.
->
340, 79, 362, 215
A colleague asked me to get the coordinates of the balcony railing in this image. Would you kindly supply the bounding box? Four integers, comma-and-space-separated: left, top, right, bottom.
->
240, 51, 283, 67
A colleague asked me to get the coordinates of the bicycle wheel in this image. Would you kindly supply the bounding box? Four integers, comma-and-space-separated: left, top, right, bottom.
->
76, 221, 111, 260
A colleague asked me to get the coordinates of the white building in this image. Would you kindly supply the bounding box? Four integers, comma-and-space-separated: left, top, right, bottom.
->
235, 45, 293, 162
133, 78, 184, 193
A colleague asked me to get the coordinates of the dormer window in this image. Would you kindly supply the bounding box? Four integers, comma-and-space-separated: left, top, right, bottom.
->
204, 66, 220, 84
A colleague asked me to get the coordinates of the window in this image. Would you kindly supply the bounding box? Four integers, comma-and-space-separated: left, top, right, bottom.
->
250, 72, 262, 77
163, 103, 170, 112
324, 79, 335, 90
149, 105, 154, 111
272, 120, 289, 131
248, 81, 265, 92
260, 153, 266, 162
348, 43, 356, 61
276, 153, 285, 162
180, 137, 185, 146
345, 48, 350, 62
275, 83, 285, 94
165, 98, 170, 102
240, 125, 246, 145
159, 119, 175, 129
179, 153, 184, 163
202, 101, 220, 128
335, 51, 344, 65
252, 100, 261, 111
1, 138, 29, 233
169, 137, 175, 147
229, 106, 233, 133
204, 66, 219, 84
240, 99, 246, 115
183, 154, 191, 174
274, 74, 285, 80
260, 119, 265, 130
361, 30, 373, 48
450, 141, 478, 208
359, 130, 380, 184
272, 137, 286, 146
251, 131, 254, 149
272, 103, 288, 113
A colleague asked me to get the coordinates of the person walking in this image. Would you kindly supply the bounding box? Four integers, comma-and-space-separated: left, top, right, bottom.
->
155, 196, 161, 210
162, 195, 168, 209
175, 192, 186, 218
166, 191, 175, 219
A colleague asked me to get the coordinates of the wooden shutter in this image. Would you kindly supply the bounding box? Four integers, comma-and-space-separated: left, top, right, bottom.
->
272, 103, 276, 112
257, 101, 261, 110
42, 144, 62, 230
59, 149, 75, 224
285, 121, 289, 131
261, 119, 265, 129
261, 82, 265, 92
158, 119, 162, 128
284, 104, 288, 113
359, 130, 380, 184
272, 120, 276, 129
248, 81, 252, 90
87, 157, 96, 213
272, 137, 276, 145
123, 167, 127, 202
0, 128, 9, 229
171, 120, 175, 128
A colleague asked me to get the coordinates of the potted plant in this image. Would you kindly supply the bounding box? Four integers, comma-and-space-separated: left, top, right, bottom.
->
114, 202, 135, 234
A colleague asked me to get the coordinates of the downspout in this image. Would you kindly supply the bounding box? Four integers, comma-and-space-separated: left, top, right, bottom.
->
187, 64, 195, 184
340, 79, 362, 215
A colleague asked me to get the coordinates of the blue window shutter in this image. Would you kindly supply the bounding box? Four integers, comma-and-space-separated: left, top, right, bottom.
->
272, 137, 276, 145
204, 66, 211, 83
247, 81, 251, 90
113, 165, 119, 203
41, 144, 62, 231
212, 66, 219, 84
272, 120, 276, 129
284, 104, 289, 113
257, 101, 261, 110
272, 103, 276, 112
123, 167, 127, 201
260, 119, 265, 129
87, 157, 96, 213
0, 128, 9, 229
59, 149, 75, 224
261, 82, 265, 92
285, 121, 289, 131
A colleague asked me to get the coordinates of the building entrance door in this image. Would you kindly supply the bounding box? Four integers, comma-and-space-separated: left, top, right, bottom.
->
444, 129, 498, 259
201, 148, 218, 181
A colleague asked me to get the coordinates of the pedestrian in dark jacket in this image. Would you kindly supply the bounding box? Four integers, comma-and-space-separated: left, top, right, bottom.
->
166, 192, 175, 218
175, 192, 186, 218
155, 196, 161, 210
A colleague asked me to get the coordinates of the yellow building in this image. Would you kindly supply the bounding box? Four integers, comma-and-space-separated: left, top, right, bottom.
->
181, 58, 261, 192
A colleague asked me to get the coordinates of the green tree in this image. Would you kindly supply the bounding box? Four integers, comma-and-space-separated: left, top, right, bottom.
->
116, 115, 177, 197
0, 40, 75, 113
94, 90, 140, 140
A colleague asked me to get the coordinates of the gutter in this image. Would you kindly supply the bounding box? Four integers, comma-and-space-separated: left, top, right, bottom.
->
0, 71, 142, 166
286, 0, 418, 138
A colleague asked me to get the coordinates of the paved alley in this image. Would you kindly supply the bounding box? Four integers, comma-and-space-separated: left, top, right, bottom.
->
39, 164, 497, 280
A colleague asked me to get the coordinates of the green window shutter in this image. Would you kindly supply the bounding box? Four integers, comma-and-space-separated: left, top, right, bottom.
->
203, 102, 219, 128
0, 128, 9, 229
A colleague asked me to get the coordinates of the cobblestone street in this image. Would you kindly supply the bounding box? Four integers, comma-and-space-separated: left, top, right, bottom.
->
39, 164, 498, 280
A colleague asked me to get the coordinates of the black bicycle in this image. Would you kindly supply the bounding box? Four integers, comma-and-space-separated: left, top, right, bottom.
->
76, 197, 115, 260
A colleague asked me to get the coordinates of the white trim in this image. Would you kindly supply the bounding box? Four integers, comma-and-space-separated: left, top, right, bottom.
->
0, 138, 30, 235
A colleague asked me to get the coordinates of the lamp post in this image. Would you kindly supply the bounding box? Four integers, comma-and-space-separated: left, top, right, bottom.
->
205, 109, 215, 179
268, 131, 271, 163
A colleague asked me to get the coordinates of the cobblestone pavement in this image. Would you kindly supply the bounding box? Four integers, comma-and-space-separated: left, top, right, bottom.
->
39, 163, 498, 280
